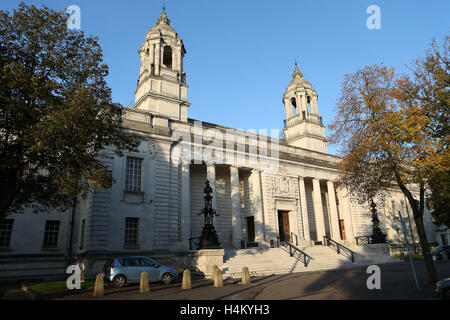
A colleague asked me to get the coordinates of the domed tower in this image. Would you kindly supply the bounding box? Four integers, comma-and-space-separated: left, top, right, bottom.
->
134, 9, 190, 121
282, 63, 327, 153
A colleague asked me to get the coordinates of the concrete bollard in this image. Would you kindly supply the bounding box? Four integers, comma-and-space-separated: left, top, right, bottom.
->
214, 268, 224, 288
140, 271, 150, 293
93, 273, 105, 297
211, 264, 218, 282
240, 267, 251, 285
182, 269, 192, 290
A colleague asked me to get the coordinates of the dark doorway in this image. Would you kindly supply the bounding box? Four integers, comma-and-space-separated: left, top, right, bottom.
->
246, 216, 255, 243
277, 211, 290, 243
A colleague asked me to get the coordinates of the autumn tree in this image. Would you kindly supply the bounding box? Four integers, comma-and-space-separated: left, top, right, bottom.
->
329, 37, 449, 285
409, 37, 450, 228
0, 3, 139, 219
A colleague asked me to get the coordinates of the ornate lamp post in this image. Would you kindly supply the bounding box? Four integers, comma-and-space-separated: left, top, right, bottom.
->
370, 199, 387, 244
197, 180, 221, 249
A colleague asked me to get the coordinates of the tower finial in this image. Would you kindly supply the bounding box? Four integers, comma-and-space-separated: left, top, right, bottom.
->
162, 0, 166, 12
292, 61, 303, 79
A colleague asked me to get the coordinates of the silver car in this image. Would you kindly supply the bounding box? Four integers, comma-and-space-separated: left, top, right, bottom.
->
103, 256, 178, 288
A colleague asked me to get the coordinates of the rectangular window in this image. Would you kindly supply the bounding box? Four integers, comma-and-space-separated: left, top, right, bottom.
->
0, 219, 14, 248
43, 220, 60, 249
79, 219, 85, 250
125, 157, 143, 192
441, 234, 448, 246
124, 217, 139, 247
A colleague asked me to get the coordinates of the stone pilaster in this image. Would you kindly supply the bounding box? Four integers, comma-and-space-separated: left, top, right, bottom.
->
312, 178, 326, 242
230, 166, 243, 248
180, 163, 191, 250
327, 181, 341, 241
299, 177, 310, 241
251, 169, 265, 243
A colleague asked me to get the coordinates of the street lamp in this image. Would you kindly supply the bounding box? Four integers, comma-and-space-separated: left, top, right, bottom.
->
197, 180, 221, 249
370, 199, 387, 244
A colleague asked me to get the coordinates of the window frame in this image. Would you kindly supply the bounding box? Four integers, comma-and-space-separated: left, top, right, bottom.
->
124, 217, 140, 248
42, 220, 61, 249
0, 219, 14, 249
124, 156, 144, 193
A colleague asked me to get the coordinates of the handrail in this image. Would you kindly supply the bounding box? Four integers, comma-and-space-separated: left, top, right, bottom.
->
276, 235, 312, 267
323, 235, 356, 263
189, 237, 200, 250
355, 235, 371, 246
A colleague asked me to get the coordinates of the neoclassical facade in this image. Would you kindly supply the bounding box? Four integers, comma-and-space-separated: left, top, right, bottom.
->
0, 10, 439, 279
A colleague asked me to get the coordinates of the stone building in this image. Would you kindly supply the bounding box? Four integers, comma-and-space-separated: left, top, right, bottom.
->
0, 10, 440, 280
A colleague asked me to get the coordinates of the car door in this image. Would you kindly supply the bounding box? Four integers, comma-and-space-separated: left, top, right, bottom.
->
122, 257, 141, 283
138, 258, 160, 282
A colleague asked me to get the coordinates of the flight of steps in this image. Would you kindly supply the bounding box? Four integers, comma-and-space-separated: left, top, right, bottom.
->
221, 244, 400, 279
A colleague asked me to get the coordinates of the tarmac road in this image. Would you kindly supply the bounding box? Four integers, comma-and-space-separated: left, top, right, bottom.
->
53, 259, 450, 300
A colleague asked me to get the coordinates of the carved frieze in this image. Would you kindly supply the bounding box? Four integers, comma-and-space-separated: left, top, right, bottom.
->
271, 176, 296, 198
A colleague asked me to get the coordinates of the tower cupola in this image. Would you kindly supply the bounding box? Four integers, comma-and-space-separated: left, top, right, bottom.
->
134, 9, 190, 121
282, 63, 327, 153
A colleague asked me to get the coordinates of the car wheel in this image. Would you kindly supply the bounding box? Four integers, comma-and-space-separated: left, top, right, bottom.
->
161, 272, 173, 285
113, 275, 127, 288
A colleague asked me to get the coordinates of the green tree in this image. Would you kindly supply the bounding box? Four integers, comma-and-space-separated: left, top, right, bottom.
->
0, 3, 139, 219
328, 37, 449, 284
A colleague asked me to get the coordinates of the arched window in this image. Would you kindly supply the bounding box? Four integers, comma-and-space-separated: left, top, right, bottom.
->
291, 97, 296, 116
307, 96, 311, 114
163, 46, 172, 69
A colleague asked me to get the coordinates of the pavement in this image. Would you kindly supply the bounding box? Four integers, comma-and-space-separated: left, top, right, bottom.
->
1, 260, 449, 301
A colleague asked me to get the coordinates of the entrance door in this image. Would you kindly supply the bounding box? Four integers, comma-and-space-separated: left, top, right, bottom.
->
339, 219, 346, 240
246, 216, 255, 243
277, 211, 290, 243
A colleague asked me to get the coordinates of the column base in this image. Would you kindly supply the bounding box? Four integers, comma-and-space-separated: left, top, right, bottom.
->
194, 249, 225, 279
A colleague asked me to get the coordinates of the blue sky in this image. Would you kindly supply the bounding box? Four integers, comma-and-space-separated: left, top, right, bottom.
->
3, 0, 449, 155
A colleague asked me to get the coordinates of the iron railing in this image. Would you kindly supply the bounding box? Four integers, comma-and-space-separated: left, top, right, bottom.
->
355, 235, 371, 246
323, 235, 356, 263
276, 234, 312, 267
290, 232, 298, 246
189, 237, 200, 250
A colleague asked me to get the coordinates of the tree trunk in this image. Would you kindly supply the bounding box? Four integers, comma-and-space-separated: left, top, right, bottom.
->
394, 172, 439, 285
413, 213, 439, 285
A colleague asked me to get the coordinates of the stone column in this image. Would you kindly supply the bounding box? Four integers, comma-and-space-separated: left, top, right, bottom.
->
327, 181, 341, 241
207, 164, 219, 233
180, 163, 191, 250
311, 95, 319, 115
251, 169, 265, 243
301, 93, 308, 117
340, 186, 355, 244
312, 178, 326, 242
155, 42, 161, 76
284, 99, 293, 118
230, 166, 243, 248
298, 177, 310, 241
149, 43, 155, 72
